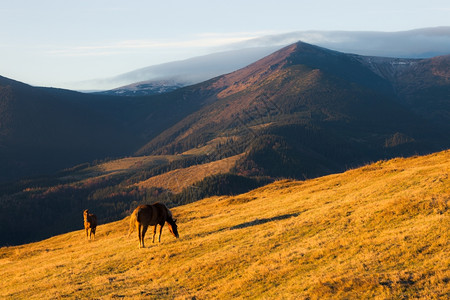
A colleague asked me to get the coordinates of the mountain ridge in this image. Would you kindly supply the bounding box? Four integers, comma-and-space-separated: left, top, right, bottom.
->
0, 77, 144, 180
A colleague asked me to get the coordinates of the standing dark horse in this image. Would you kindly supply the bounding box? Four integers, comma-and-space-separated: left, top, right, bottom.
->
83, 209, 97, 240
128, 203, 179, 248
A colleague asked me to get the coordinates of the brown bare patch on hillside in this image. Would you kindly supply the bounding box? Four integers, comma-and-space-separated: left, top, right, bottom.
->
61, 155, 183, 182
136, 154, 244, 193
182, 136, 239, 155
94, 155, 180, 174
210, 44, 297, 98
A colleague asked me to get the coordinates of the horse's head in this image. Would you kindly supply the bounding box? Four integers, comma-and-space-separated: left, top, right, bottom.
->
83, 209, 89, 220
167, 218, 179, 239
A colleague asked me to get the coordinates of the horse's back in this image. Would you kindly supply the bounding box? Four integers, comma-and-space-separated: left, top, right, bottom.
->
84, 211, 97, 228
152, 202, 168, 219
90, 214, 97, 227
135, 203, 167, 226
135, 204, 157, 225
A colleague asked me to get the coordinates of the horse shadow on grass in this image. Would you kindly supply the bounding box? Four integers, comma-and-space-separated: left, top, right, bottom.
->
187, 212, 302, 240
230, 212, 301, 230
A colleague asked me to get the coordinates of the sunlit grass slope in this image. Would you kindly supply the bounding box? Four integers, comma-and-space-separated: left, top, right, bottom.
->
1, 150, 448, 299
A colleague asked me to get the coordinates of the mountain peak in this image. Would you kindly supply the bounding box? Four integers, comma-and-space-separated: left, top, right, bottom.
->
293, 40, 337, 53
207, 40, 393, 101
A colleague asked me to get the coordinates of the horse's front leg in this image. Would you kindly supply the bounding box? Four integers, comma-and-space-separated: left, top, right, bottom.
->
152, 225, 157, 243
158, 223, 164, 243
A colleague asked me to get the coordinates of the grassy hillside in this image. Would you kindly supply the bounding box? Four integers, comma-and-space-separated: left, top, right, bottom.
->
1, 150, 448, 299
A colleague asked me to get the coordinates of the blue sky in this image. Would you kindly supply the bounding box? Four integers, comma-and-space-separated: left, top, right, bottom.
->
1, 0, 449, 89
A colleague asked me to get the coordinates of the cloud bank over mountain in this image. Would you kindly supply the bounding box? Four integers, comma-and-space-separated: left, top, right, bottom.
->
76, 27, 450, 91
230, 27, 450, 58
77, 46, 281, 91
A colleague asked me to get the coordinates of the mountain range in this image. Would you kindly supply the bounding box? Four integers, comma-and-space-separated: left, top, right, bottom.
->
0, 40, 449, 245
1, 41, 450, 181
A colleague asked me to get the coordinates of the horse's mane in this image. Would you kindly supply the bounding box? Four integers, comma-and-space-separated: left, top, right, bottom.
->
165, 205, 173, 219
157, 202, 174, 220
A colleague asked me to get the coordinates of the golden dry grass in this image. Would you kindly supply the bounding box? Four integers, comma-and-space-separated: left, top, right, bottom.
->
1, 150, 449, 299
135, 154, 244, 193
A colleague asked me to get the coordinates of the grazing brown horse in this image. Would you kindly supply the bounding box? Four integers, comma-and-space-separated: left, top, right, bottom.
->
83, 209, 97, 240
128, 203, 179, 248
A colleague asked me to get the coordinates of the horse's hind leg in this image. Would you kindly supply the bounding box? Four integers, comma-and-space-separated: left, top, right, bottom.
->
137, 223, 142, 248
91, 228, 96, 240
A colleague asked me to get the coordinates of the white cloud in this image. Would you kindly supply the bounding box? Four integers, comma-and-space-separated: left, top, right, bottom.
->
46, 32, 272, 58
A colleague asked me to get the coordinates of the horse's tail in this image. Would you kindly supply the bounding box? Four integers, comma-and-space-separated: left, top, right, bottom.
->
128, 211, 137, 238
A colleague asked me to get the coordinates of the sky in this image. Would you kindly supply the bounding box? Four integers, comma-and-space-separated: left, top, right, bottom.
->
1, 0, 449, 89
